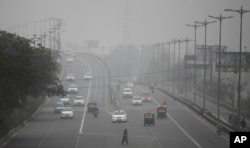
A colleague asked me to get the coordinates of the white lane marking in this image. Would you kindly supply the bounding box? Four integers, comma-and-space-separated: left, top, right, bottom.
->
82, 131, 190, 140
79, 80, 91, 134
36, 122, 56, 148
148, 128, 163, 148
99, 61, 112, 115
139, 87, 202, 148
167, 114, 202, 148
78, 58, 92, 134
75, 58, 93, 148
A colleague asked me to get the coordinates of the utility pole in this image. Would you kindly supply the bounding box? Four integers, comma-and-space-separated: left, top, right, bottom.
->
183, 37, 192, 101
209, 13, 233, 134
225, 6, 250, 122
196, 19, 216, 113
186, 22, 203, 104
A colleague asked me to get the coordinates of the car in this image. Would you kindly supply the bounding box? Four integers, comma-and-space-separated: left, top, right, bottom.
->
67, 84, 78, 94
66, 73, 75, 81
131, 96, 142, 106
141, 91, 152, 102
127, 81, 134, 88
61, 107, 74, 119
73, 96, 85, 106
66, 57, 74, 62
60, 95, 70, 105
83, 72, 92, 80
123, 87, 133, 98
112, 110, 127, 123
54, 101, 65, 113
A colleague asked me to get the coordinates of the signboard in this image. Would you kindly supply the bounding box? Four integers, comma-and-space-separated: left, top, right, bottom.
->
197, 45, 227, 52
216, 52, 250, 72
184, 55, 209, 69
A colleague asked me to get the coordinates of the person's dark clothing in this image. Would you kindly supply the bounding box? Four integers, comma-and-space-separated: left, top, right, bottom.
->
121, 129, 129, 144
240, 118, 246, 128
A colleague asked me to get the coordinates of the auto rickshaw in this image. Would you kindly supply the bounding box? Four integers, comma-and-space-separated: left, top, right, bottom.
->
144, 112, 155, 126
87, 102, 97, 113
157, 106, 167, 119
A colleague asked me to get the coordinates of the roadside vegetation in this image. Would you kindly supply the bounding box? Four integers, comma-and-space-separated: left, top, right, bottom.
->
0, 31, 66, 139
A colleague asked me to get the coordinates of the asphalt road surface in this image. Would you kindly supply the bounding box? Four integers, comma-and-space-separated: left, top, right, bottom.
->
3, 54, 229, 148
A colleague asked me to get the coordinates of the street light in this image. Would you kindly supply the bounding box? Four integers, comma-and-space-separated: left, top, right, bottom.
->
177, 40, 184, 96
172, 39, 177, 94
161, 42, 164, 87
183, 37, 192, 101
186, 22, 203, 104
225, 6, 250, 122
167, 42, 172, 90
196, 19, 216, 113
208, 13, 233, 133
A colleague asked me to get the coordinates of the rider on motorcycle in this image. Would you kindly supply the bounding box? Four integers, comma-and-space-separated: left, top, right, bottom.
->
162, 100, 167, 107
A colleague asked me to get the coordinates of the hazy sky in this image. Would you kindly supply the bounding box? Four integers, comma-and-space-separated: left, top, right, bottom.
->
0, 0, 250, 51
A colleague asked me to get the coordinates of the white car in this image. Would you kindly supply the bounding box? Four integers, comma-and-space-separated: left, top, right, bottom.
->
123, 88, 133, 98
112, 110, 127, 123
73, 96, 85, 106
61, 107, 74, 119
84, 72, 92, 80
66, 73, 75, 81
68, 84, 78, 94
141, 91, 152, 102
66, 57, 74, 62
127, 81, 134, 88
131, 96, 142, 106
60, 95, 70, 105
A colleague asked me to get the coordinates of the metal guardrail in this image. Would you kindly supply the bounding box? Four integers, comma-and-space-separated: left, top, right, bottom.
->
155, 86, 236, 135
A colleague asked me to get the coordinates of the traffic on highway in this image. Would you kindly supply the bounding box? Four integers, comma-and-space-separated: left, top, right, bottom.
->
2, 54, 229, 148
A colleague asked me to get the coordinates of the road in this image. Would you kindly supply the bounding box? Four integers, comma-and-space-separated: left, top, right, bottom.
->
3, 54, 229, 148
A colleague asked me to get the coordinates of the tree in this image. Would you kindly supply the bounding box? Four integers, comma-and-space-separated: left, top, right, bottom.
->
0, 31, 65, 118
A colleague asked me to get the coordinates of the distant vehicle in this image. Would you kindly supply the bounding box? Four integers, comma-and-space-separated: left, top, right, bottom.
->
87, 102, 97, 113
66, 57, 74, 62
67, 84, 78, 94
61, 107, 74, 119
127, 81, 134, 88
112, 110, 127, 123
60, 95, 70, 105
144, 112, 155, 126
54, 102, 65, 113
66, 73, 75, 81
73, 96, 85, 106
123, 87, 133, 98
157, 106, 167, 119
83, 72, 92, 80
141, 91, 152, 102
131, 96, 142, 106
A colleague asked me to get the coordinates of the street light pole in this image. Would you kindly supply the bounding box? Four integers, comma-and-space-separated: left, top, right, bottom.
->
177, 40, 183, 96
172, 39, 177, 94
196, 19, 216, 113
186, 22, 203, 104
208, 13, 233, 133
183, 37, 192, 101
140, 45, 143, 76
225, 6, 250, 121
152, 44, 155, 81
167, 42, 171, 90
161, 42, 164, 87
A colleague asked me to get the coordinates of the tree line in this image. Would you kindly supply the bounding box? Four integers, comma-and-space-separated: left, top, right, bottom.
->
0, 31, 65, 136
